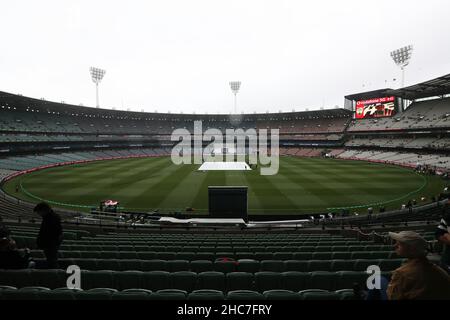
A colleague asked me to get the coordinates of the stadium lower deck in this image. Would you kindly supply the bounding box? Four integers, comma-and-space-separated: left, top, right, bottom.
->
0, 222, 442, 300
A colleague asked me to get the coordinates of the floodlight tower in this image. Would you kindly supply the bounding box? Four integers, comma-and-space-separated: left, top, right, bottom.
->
229, 81, 241, 114
390, 45, 413, 88
90, 67, 106, 108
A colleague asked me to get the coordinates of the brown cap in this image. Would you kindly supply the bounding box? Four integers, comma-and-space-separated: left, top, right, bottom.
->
388, 231, 428, 251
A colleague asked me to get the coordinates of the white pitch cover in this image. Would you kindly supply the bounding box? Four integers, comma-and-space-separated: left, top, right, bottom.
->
198, 161, 251, 171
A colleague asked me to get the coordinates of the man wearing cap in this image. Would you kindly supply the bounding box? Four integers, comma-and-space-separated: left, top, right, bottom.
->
386, 231, 450, 300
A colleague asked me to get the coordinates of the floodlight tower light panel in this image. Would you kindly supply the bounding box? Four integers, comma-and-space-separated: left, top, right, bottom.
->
390, 45, 413, 68
90, 67, 106, 84
230, 81, 241, 95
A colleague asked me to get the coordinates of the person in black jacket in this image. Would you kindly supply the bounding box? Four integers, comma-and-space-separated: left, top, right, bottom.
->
34, 202, 63, 268
0, 237, 32, 269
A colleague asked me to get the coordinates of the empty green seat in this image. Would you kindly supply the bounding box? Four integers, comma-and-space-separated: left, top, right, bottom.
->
255, 272, 283, 292
236, 259, 259, 273
235, 252, 255, 260
263, 289, 299, 300
167, 246, 183, 252
119, 259, 142, 271
314, 246, 331, 252
335, 271, 367, 290
226, 272, 254, 292
370, 252, 390, 259
176, 252, 196, 261
81, 251, 99, 259
284, 260, 308, 272
115, 271, 143, 290
351, 251, 371, 259
141, 260, 167, 272
155, 252, 177, 260
142, 271, 171, 291
100, 251, 118, 259
307, 271, 337, 291
118, 245, 134, 251
0, 270, 32, 288
77, 258, 98, 270
81, 270, 114, 290
150, 289, 187, 300
335, 289, 357, 300
187, 289, 225, 300
299, 246, 315, 252
292, 252, 313, 260
332, 246, 348, 252
273, 252, 293, 260
331, 260, 354, 272
190, 260, 213, 273
281, 272, 308, 292
122, 288, 152, 294
134, 245, 150, 252
39, 289, 76, 300
166, 260, 190, 272
197, 272, 226, 291
261, 260, 285, 272
227, 290, 264, 300
118, 251, 138, 259
170, 271, 198, 292
300, 290, 340, 300
332, 252, 351, 260
312, 252, 333, 260
30, 269, 66, 289
97, 259, 120, 271
254, 252, 273, 260
111, 291, 150, 300
308, 260, 332, 272
2, 286, 50, 300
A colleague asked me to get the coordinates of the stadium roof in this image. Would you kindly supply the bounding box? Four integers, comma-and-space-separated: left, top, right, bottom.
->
345, 73, 450, 101
0, 91, 352, 120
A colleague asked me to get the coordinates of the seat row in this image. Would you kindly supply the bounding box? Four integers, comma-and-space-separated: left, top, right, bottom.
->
0, 286, 356, 300
92, 235, 349, 240
57, 244, 390, 252
30, 250, 397, 261
93, 236, 351, 240
14, 236, 372, 250
0, 269, 387, 292
31, 258, 405, 273
62, 240, 367, 246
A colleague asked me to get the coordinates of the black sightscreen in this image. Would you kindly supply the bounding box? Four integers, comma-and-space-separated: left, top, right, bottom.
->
208, 186, 248, 221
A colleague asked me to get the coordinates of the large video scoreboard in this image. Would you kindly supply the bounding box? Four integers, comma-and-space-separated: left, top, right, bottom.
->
355, 96, 396, 119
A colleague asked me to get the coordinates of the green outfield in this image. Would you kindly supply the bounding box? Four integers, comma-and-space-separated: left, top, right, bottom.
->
2, 156, 446, 215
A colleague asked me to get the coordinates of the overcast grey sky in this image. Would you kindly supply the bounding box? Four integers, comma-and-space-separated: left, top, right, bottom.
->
1, 0, 449, 114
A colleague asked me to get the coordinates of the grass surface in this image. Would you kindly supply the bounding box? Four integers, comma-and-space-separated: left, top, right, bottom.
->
2, 156, 445, 215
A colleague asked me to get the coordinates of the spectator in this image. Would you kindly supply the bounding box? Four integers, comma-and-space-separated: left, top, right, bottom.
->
436, 210, 450, 268
0, 223, 10, 238
386, 231, 450, 300
34, 202, 63, 269
0, 237, 33, 269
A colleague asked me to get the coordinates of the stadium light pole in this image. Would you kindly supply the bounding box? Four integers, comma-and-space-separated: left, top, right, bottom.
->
229, 81, 241, 114
90, 67, 106, 108
390, 45, 413, 88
